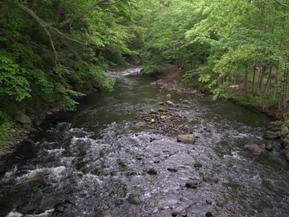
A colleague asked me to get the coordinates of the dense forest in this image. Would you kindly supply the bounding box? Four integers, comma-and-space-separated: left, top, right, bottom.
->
140, 0, 289, 115
0, 0, 139, 145
0, 0, 289, 145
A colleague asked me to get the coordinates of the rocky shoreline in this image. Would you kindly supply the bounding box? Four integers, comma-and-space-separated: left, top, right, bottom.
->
264, 120, 289, 160
150, 77, 289, 163
0, 103, 65, 157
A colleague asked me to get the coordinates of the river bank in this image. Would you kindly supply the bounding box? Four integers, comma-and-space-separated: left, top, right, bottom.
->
148, 65, 289, 162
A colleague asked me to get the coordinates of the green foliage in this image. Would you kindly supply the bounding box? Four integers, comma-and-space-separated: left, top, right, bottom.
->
0, 52, 31, 101
0, 112, 12, 146
138, 0, 289, 114
0, 0, 140, 145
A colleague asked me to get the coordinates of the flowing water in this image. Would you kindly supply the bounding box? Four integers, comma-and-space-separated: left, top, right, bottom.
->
1, 68, 289, 217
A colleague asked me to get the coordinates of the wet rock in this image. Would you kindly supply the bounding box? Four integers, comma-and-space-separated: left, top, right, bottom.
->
268, 120, 283, 131
263, 131, 280, 139
126, 171, 137, 176
167, 168, 178, 172
182, 100, 190, 104
223, 182, 241, 190
244, 143, 263, 156
206, 212, 214, 217
185, 180, 201, 189
117, 160, 127, 169
147, 168, 158, 175
95, 211, 112, 217
15, 113, 31, 125
151, 119, 156, 123
166, 100, 176, 106
206, 199, 213, 205
177, 134, 195, 144
127, 194, 141, 205
284, 146, 289, 161
150, 109, 157, 114
265, 144, 273, 151
203, 175, 219, 184
115, 199, 124, 206
158, 108, 168, 112
281, 126, 289, 137
172, 211, 187, 217
194, 163, 203, 169
21, 170, 47, 184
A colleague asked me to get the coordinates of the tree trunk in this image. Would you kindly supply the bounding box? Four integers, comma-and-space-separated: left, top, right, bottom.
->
244, 67, 249, 92
252, 65, 257, 93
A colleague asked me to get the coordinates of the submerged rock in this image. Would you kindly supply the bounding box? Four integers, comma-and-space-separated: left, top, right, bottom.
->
177, 134, 195, 144
194, 162, 203, 169
206, 212, 214, 217
127, 194, 141, 205
203, 175, 219, 184
147, 168, 158, 175
95, 211, 112, 217
167, 168, 178, 173
172, 211, 187, 217
185, 179, 202, 189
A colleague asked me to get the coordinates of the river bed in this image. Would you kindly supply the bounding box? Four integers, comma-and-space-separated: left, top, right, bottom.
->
0, 68, 289, 217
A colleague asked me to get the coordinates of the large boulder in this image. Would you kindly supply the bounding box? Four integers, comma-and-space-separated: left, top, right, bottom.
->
244, 144, 263, 156
281, 126, 289, 137
177, 134, 195, 144
263, 131, 280, 140
15, 113, 31, 125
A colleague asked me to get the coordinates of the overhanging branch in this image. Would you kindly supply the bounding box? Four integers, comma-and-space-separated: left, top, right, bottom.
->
18, 4, 87, 64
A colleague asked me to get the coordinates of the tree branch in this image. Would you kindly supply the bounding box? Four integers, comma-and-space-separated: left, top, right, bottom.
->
18, 3, 87, 64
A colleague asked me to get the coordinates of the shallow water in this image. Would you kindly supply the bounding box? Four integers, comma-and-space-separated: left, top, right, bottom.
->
1, 68, 289, 217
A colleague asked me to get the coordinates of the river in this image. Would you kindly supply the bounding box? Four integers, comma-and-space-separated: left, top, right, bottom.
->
0, 68, 289, 217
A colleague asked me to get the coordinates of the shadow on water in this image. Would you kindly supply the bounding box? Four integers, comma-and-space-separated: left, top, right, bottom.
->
1, 68, 289, 217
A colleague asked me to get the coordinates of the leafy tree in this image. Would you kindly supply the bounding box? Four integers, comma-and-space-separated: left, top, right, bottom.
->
0, 0, 139, 145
